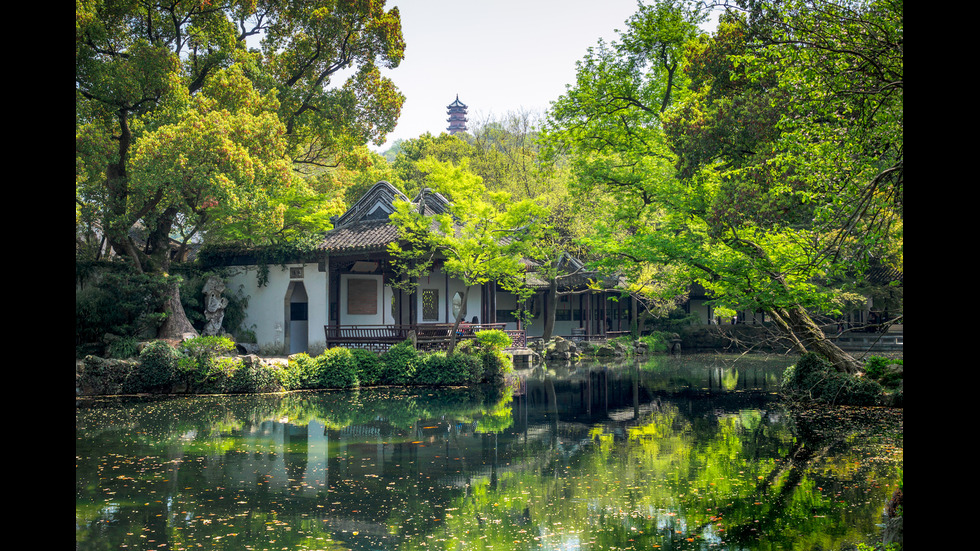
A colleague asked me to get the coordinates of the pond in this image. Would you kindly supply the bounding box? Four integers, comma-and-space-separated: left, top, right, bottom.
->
76, 353, 903, 550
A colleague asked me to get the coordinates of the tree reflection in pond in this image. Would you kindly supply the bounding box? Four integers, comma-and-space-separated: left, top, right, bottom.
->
76, 355, 902, 550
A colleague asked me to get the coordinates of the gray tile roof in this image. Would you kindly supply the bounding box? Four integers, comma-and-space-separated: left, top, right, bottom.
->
318, 181, 453, 254
319, 219, 399, 253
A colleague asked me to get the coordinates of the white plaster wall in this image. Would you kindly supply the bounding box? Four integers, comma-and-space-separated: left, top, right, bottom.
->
521, 315, 580, 337
688, 299, 712, 324
225, 264, 328, 352
494, 289, 519, 330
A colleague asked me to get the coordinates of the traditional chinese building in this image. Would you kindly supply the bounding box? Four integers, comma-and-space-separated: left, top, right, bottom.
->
211, 181, 638, 355
446, 95, 468, 134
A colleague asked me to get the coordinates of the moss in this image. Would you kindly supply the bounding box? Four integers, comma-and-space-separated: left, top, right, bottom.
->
782, 352, 886, 406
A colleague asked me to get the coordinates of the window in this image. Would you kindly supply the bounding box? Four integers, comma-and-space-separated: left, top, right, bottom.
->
452, 291, 466, 320
422, 289, 439, 321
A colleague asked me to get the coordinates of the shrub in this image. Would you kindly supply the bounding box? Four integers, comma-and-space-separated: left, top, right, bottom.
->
179, 336, 237, 359
312, 348, 359, 389
639, 332, 669, 353
106, 336, 141, 359
284, 353, 318, 390
178, 336, 238, 393
283, 349, 371, 390
224, 357, 284, 393
180, 355, 285, 394
782, 353, 884, 406
75, 269, 169, 349
127, 340, 181, 393
480, 349, 513, 385
474, 330, 511, 351
380, 340, 420, 385
472, 330, 513, 385
864, 356, 903, 388
416, 352, 483, 386
351, 349, 384, 386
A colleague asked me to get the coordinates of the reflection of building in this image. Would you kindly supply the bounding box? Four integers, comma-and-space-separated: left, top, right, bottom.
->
446, 95, 468, 134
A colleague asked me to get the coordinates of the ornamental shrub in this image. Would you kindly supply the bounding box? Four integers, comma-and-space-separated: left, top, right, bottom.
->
474, 330, 511, 351
127, 340, 181, 393
380, 340, 420, 385
184, 356, 285, 394
224, 358, 284, 394
312, 347, 359, 389
416, 352, 483, 386
75, 269, 169, 349
864, 356, 904, 388
350, 349, 384, 386
284, 353, 318, 390
473, 330, 513, 385
178, 336, 238, 393
179, 336, 237, 359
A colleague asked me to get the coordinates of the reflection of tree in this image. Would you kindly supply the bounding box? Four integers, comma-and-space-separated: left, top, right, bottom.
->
475, 392, 514, 434
408, 394, 899, 550
695, 404, 903, 545
78, 373, 901, 550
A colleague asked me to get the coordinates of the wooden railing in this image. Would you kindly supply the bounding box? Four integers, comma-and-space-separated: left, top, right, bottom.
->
323, 323, 525, 352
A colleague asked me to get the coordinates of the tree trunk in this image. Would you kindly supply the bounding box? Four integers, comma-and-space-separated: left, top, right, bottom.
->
770, 305, 862, 374
157, 278, 199, 340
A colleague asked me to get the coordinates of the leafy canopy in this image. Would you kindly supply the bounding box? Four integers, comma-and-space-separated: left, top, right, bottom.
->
76, 0, 406, 270
388, 157, 547, 296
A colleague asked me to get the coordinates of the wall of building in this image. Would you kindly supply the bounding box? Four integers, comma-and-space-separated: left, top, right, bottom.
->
226, 263, 329, 354
226, 264, 490, 354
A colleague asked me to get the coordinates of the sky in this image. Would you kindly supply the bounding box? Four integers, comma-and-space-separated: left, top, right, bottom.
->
371, 0, 645, 151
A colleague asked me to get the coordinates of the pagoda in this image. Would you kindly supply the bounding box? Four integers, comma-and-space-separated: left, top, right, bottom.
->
446, 95, 468, 134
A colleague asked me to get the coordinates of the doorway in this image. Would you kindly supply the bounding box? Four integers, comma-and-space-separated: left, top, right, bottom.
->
286, 282, 309, 354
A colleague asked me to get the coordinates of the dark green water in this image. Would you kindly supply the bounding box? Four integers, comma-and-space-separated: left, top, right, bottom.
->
76, 354, 903, 550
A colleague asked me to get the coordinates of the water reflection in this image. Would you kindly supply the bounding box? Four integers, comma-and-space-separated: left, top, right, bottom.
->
76, 354, 902, 550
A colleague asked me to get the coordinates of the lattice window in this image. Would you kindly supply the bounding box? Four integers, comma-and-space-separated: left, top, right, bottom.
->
422, 289, 439, 321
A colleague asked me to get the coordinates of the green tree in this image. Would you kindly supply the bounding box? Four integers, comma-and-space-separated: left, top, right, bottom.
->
546, 0, 900, 373
388, 157, 547, 354
76, 0, 406, 338
389, 132, 478, 197
390, 114, 586, 341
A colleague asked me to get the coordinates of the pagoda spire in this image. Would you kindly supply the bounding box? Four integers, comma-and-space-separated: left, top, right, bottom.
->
446, 94, 468, 134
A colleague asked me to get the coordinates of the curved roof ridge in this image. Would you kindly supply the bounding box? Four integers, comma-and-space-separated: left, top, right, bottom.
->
333, 181, 409, 228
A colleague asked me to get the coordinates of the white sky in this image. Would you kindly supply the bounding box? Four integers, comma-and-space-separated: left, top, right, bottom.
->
373, 0, 644, 151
